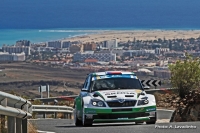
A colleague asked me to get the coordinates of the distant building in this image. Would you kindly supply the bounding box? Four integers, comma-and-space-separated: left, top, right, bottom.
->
165, 51, 185, 57
123, 49, 155, 57
69, 44, 83, 53
36, 47, 54, 52
47, 41, 62, 48
84, 58, 98, 64
83, 43, 96, 51
62, 41, 72, 48
2, 46, 30, 56
102, 39, 118, 49
155, 48, 170, 55
73, 51, 116, 62
16, 40, 31, 46
154, 70, 171, 79
0, 52, 25, 61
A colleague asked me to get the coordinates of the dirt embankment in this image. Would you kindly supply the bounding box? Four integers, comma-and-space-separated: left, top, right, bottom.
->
0, 62, 89, 98
0, 80, 82, 99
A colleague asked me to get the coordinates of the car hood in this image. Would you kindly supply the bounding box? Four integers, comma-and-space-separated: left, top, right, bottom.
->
91, 89, 145, 101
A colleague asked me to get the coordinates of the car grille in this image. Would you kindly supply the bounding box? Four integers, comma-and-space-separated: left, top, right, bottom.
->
93, 112, 150, 119
107, 100, 137, 107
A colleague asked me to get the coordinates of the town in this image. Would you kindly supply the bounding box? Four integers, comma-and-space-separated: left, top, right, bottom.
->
1, 36, 200, 81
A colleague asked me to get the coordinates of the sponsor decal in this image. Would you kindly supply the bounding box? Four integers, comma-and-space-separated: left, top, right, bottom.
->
139, 107, 144, 111
96, 76, 101, 79
146, 108, 156, 111
86, 110, 96, 114
135, 90, 142, 93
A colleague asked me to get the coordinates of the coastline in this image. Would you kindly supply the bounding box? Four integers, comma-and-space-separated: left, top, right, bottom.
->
1, 29, 200, 47
62, 29, 200, 43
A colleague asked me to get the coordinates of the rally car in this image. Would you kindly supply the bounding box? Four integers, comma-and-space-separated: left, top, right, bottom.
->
73, 71, 157, 126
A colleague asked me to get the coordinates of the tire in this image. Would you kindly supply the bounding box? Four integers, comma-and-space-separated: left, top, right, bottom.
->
135, 122, 144, 125
146, 120, 156, 124
146, 121, 156, 124
146, 112, 157, 124
82, 107, 93, 127
74, 105, 82, 126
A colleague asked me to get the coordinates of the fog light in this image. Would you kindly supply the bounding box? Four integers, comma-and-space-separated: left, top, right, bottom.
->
97, 101, 103, 107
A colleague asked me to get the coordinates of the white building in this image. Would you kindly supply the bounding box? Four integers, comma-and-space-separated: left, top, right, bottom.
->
73, 51, 116, 62
155, 48, 170, 55
102, 39, 118, 49
2, 46, 30, 56
0, 52, 25, 61
47, 41, 62, 48
36, 47, 54, 52
123, 49, 155, 56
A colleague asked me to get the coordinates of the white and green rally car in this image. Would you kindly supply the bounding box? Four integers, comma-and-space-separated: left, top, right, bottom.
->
74, 71, 157, 126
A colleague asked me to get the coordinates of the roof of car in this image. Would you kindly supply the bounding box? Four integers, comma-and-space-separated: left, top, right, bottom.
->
91, 71, 136, 76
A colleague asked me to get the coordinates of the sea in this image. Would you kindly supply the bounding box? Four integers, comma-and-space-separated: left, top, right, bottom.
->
1, 0, 200, 47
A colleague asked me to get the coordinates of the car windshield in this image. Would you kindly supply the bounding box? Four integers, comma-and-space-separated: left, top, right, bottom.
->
91, 78, 143, 92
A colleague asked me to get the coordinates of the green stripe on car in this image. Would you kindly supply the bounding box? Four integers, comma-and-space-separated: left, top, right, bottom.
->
84, 105, 156, 114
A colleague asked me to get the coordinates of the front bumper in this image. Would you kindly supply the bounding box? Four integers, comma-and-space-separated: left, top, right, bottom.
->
84, 105, 156, 123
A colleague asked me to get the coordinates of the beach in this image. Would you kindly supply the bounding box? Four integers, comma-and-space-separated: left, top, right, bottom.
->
62, 30, 200, 43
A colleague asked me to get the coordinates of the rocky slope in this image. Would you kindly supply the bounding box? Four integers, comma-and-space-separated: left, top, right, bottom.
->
170, 90, 200, 122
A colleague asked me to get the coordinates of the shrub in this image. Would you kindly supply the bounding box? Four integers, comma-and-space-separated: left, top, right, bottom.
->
169, 53, 200, 98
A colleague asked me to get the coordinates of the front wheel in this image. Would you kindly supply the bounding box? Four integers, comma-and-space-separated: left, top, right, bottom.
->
82, 107, 93, 126
146, 112, 157, 124
135, 122, 144, 125
146, 121, 156, 124
74, 105, 82, 126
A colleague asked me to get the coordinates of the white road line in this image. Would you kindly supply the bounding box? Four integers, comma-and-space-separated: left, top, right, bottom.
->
156, 119, 170, 123
37, 130, 56, 133
157, 109, 175, 112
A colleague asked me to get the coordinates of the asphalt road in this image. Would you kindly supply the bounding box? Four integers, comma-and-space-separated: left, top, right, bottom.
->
29, 110, 200, 133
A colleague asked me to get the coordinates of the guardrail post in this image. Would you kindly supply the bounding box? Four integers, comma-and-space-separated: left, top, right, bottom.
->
16, 118, 22, 133
0, 115, 6, 133
43, 113, 46, 118
54, 112, 57, 119
7, 116, 16, 133
22, 104, 28, 133
69, 114, 72, 119
64, 113, 67, 119
22, 119, 27, 133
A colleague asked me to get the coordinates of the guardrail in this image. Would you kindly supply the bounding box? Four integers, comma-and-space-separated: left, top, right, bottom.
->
29, 95, 78, 104
32, 105, 74, 119
0, 91, 32, 133
145, 88, 178, 94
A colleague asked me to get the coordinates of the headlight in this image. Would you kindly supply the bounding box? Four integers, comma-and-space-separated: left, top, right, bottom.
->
137, 100, 149, 106
91, 100, 106, 107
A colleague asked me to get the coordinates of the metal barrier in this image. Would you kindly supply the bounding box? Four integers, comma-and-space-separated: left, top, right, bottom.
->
32, 105, 73, 119
0, 91, 32, 133
145, 88, 178, 94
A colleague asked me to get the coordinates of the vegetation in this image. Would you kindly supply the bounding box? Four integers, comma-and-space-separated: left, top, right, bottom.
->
28, 122, 38, 133
169, 53, 200, 98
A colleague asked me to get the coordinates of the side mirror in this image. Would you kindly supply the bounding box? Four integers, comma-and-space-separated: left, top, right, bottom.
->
144, 86, 150, 90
